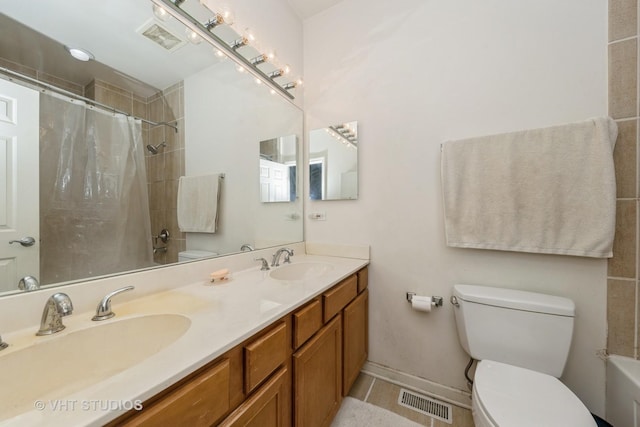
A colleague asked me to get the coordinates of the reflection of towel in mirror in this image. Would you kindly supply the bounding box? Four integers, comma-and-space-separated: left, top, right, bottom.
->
177, 174, 222, 233
441, 117, 618, 258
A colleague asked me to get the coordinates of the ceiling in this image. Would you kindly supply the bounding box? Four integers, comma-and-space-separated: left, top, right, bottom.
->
286, 0, 344, 20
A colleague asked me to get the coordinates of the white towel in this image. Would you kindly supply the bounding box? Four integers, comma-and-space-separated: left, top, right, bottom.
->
441, 117, 618, 258
177, 174, 222, 233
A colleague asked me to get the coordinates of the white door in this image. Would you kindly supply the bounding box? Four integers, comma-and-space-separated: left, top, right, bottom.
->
0, 79, 39, 292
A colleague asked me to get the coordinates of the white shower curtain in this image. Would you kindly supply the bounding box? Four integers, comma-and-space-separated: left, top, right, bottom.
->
39, 93, 153, 284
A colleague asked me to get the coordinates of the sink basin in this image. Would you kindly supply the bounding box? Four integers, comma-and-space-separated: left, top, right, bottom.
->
0, 314, 190, 420
270, 262, 333, 281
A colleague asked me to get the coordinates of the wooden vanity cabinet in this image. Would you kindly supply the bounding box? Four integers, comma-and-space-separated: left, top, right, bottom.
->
343, 288, 368, 395
114, 357, 232, 427
108, 266, 368, 427
219, 367, 290, 427
293, 315, 343, 427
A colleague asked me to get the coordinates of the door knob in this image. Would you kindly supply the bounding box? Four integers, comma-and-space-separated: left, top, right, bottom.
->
9, 237, 35, 247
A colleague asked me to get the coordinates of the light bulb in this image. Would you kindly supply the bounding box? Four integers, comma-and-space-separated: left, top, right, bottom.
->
214, 49, 225, 58
185, 27, 202, 44
152, 4, 170, 21
237, 65, 246, 73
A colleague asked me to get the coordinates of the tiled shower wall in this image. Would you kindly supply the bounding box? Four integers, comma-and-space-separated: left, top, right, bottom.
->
608, 0, 640, 357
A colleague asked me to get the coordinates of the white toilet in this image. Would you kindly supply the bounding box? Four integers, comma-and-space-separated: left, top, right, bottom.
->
452, 284, 597, 427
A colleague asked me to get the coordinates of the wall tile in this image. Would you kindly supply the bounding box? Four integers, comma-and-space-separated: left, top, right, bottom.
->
607, 279, 636, 356
613, 119, 637, 198
610, 0, 638, 41
609, 200, 637, 277
609, 39, 637, 119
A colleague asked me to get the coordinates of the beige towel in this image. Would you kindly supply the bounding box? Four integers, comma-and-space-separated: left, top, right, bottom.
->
441, 117, 618, 258
177, 174, 222, 233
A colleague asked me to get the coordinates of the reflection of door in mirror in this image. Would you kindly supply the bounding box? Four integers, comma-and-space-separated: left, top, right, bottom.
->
0, 80, 39, 292
309, 121, 358, 201
260, 136, 298, 203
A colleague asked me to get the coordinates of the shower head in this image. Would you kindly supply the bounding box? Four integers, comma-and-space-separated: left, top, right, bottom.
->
146, 141, 166, 154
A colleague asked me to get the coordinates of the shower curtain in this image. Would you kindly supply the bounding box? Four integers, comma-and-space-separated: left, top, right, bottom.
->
39, 93, 154, 284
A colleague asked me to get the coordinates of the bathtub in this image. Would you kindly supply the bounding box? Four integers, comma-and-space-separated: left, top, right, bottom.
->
607, 355, 640, 427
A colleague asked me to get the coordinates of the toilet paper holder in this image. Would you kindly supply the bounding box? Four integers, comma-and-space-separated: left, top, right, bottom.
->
406, 292, 443, 307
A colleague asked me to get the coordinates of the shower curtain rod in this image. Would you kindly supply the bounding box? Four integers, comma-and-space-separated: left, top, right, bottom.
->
0, 66, 179, 133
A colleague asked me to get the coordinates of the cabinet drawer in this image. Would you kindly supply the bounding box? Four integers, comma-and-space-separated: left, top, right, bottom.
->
125, 358, 230, 427
323, 275, 357, 322
244, 321, 288, 394
293, 298, 323, 349
357, 266, 368, 293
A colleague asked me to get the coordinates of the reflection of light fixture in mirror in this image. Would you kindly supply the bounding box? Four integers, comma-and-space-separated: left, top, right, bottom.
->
230, 36, 248, 50
185, 27, 202, 44
64, 46, 94, 62
268, 65, 290, 79
152, 4, 170, 20
251, 54, 273, 65
283, 78, 303, 90
199, 1, 235, 25
204, 15, 224, 30
328, 123, 358, 147
151, 0, 297, 99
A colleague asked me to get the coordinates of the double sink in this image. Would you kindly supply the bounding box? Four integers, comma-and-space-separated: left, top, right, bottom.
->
0, 257, 339, 424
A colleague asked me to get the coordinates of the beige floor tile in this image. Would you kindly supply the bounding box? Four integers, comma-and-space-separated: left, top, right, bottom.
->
362, 374, 474, 427
433, 404, 474, 427
365, 379, 432, 426
347, 373, 375, 401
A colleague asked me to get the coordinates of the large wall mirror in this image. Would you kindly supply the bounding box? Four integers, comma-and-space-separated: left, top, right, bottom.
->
0, 0, 303, 296
309, 121, 358, 201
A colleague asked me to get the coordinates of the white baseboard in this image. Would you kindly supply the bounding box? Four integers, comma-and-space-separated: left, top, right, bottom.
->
361, 361, 472, 409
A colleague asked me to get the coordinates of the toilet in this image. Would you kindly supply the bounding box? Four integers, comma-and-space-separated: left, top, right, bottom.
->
178, 250, 218, 262
452, 284, 597, 427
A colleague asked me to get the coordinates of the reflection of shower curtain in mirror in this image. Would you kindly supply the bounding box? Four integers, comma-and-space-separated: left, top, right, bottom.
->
39, 93, 153, 284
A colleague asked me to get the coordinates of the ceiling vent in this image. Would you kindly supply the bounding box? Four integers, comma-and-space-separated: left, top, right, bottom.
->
137, 19, 186, 52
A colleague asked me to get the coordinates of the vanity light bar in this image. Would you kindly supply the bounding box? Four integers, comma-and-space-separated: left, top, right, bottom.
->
152, 0, 295, 100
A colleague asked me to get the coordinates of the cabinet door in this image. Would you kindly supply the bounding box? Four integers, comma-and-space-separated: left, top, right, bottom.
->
293, 315, 342, 427
121, 358, 230, 427
343, 289, 368, 395
219, 367, 290, 427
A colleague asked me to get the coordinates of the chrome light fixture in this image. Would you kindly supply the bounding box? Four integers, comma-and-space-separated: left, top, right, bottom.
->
151, 0, 298, 100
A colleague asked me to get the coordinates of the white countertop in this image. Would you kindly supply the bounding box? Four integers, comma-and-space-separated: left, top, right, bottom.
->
1, 254, 368, 426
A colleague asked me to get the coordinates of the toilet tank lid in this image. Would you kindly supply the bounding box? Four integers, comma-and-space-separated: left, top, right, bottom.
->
453, 284, 575, 317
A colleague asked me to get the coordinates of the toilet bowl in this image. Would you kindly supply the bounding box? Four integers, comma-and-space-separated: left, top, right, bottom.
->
452, 284, 596, 427
472, 360, 595, 427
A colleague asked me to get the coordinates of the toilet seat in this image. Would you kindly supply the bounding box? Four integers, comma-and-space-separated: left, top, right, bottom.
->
472, 360, 596, 427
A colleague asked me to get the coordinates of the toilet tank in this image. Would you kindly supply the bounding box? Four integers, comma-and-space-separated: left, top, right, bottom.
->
452, 284, 575, 378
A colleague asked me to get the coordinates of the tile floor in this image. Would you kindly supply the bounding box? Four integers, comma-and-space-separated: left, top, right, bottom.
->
347, 373, 475, 427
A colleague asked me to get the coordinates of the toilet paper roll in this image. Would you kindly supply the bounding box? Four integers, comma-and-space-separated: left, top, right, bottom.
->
411, 295, 432, 312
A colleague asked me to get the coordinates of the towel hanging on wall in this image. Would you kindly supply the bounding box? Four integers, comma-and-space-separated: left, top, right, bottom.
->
177, 174, 223, 233
441, 117, 618, 258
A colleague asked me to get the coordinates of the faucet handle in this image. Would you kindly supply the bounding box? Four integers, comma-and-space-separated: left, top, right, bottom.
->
92, 286, 134, 321
254, 258, 270, 271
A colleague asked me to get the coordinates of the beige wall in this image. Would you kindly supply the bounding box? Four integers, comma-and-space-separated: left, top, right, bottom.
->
608, 0, 640, 357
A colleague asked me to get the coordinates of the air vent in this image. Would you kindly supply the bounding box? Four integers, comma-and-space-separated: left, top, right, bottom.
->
397, 388, 453, 424
137, 19, 186, 52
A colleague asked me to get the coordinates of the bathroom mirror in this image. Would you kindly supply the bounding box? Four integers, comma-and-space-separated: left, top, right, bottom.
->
0, 0, 303, 296
260, 136, 298, 203
309, 121, 358, 200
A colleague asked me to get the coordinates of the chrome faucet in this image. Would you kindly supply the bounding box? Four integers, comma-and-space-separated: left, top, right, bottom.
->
255, 257, 270, 271
241, 244, 255, 251
271, 248, 294, 267
92, 286, 134, 321
36, 293, 73, 336
0, 335, 8, 350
